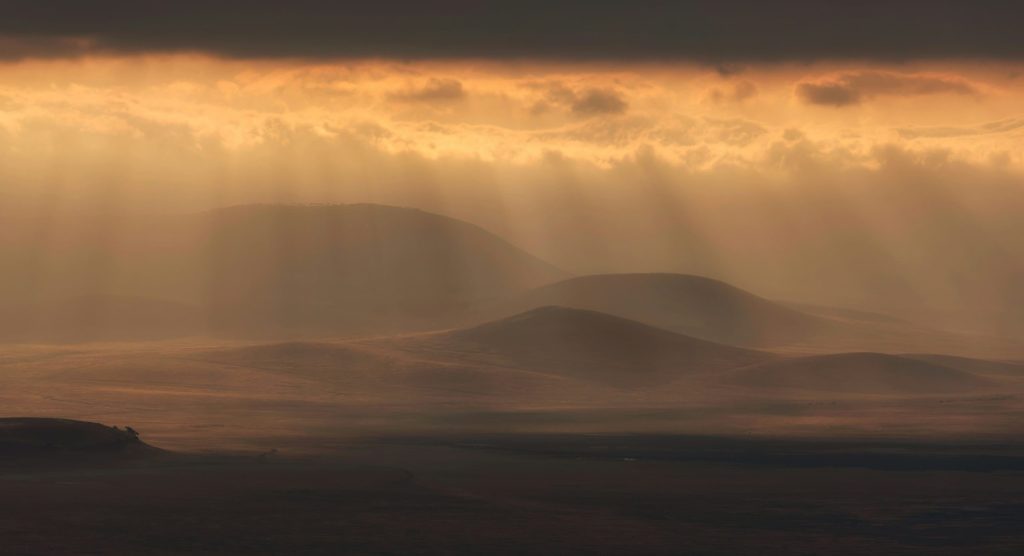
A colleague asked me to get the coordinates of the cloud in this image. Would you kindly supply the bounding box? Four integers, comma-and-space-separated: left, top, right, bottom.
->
782, 128, 805, 142
532, 114, 766, 155
796, 71, 979, 107
705, 118, 766, 146
706, 81, 758, 104
2, 1, 1024, 62
537, 116, 654, 147
570, 88, 628, 116
388, 78, 465, 103
0, 93, 18, 111
0, 58, 1017, 176
897, 117, 1024, 139
796, 82, 862, 107
525, 83, 629, 117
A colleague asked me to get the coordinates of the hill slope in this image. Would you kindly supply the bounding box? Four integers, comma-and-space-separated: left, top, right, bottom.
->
0, 418, 159, 459
199, 204, 567, 334
422, 306, 770, 387
477, 273, 843, 348
0, 204, 568, 341
723, 352, 994, 395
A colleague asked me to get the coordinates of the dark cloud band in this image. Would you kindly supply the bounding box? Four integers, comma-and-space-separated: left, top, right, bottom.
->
2, 0, 1024, 62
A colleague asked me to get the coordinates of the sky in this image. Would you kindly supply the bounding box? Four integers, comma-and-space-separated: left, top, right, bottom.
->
1, 1, 1023, 329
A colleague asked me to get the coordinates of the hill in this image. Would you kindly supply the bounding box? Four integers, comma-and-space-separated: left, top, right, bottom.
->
199, 204, 567, 334
0, 418, 159, 460
421, 306, 770, 387
476, 273, 843, 348
723, 352, 994, 395
0, 204, 568, 341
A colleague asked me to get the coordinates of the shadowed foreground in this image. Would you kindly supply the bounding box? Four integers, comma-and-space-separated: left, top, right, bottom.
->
2, 422, 1024, 555
0, 418, 157, 458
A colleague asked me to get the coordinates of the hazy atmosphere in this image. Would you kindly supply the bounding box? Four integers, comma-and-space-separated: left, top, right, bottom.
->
2, 2, 1024, 555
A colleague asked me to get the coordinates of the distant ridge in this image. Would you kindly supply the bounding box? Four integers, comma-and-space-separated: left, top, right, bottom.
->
201, 204, 567, 334
0, 203, 569, 342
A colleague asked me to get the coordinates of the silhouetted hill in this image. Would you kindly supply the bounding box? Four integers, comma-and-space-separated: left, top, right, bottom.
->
724, 352, 994, 395
0, 418, 159, 460
478, 273, 843, 348
426, 306, 770, 387
200, 204, 567, 334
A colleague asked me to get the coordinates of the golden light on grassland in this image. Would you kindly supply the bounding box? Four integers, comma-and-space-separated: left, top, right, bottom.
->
1, 55, 1022, 330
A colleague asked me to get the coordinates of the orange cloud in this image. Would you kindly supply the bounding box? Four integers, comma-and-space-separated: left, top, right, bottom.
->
795, 71, 980, 107
705, 80, 758, 104
388, 78, 465, 103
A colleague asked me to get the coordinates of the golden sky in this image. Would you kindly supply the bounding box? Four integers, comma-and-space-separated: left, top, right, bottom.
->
1, 56, 1022, 207
1, 55, 1023, 325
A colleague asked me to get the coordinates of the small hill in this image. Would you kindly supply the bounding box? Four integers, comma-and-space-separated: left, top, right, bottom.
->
429, 306, 770, 387
199, 204, 567, 334
723, 352, 994, 395
0, 418, 159, 459
477, 273, 844, 348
